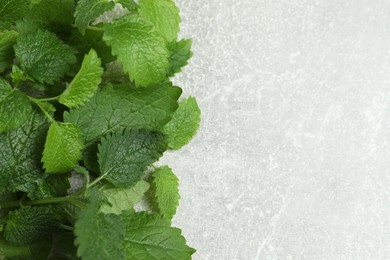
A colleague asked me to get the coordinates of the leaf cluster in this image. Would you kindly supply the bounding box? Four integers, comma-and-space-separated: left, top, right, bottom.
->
0, 0, 201, 259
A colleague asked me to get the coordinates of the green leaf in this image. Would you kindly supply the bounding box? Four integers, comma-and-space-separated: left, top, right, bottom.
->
163, 97, 201, 150
0, 110, 49, 196
139, 0, 180, 43
117, 0, 138, 11
0, 78, 32, 133
167, 39, 193, 77
75, 192, 125, 260
42, 122, 84, 173
98, 129, 166, 187
4, 206, 60, 245
14, 30, 76, 84
74, 0, 116, 35
122, 212, 195, 259
103, 14, 169, 87
149, 166, 180, 219
0, 0, 30, 30
0, 30, 18, 73
64, 81, 181, 144
59, 49, 103, 108
100, 180, 150, 214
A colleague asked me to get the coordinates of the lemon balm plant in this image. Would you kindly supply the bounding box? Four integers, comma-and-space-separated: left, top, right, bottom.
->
0, 0, 200, 258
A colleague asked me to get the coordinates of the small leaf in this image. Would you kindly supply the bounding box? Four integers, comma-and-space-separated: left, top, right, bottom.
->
163, 97, 201, 150
98, 129, 166, 187
0, 78, 32, 133
42, 122, 83, 173
4, 206, 59, 245
167, 39, 193, 77
14, 30, 76, 84
74, 0, 116, 35
103, 14, 169, 87
0, 30, 18, 73
59, 49, 103, 108
149, 166, 180, 219
139, 0, 180, 43
100, 180, 150, 214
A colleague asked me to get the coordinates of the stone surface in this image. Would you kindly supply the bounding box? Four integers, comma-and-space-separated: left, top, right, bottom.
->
160, 0, 390, 259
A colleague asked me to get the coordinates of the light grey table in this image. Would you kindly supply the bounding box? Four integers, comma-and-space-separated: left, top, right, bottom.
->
161, 0, 390, 259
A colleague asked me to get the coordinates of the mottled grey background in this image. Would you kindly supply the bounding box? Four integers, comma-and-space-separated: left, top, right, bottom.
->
159, 1, 390, 259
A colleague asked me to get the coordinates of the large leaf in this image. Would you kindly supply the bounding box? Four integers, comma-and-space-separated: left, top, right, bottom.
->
0, 110, 48, 195
14, 30, 76, 84
64, 81, 181, 144
97, 129, 166, 187
59, 49, 103, 108
103, 14, 169, 87
139, 0, 180, 43
0, 78, 32, 133
42, 122, 84, 173
75, 205, 195, 260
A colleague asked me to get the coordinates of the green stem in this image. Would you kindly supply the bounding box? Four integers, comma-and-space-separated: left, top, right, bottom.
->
59, 224, 74, 232
35, 96, 59, 102
0, 196, 85, 209
87, 176, 104, 189
87, 25, 104, 32
27, 96, 55, 122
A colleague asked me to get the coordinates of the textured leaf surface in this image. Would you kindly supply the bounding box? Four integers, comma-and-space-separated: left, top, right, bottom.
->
150, 166, 180, 219
122, 212, 195, 259
139, 0, 180, 43
117, 0, 138, 11
64, 82, 181, 144
163, 97, 201, 149
75, 192, 125, 260
14, 30, 76, 84
167, 39, 193, 77
0, 30, 18, 72
103, 14, 169, 87
59, 49, 103, 108
0, 110, 49, 195
98, 129, 166, 187
0, 78, 32, 133
74, 0, 115, 35
4, 206, 59, 245
0, 0, 30, 29
42, 122, 83, 173
100, 180, 150, 214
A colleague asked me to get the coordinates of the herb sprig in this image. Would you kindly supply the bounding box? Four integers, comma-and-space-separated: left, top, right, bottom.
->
0, 0, 200, 259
